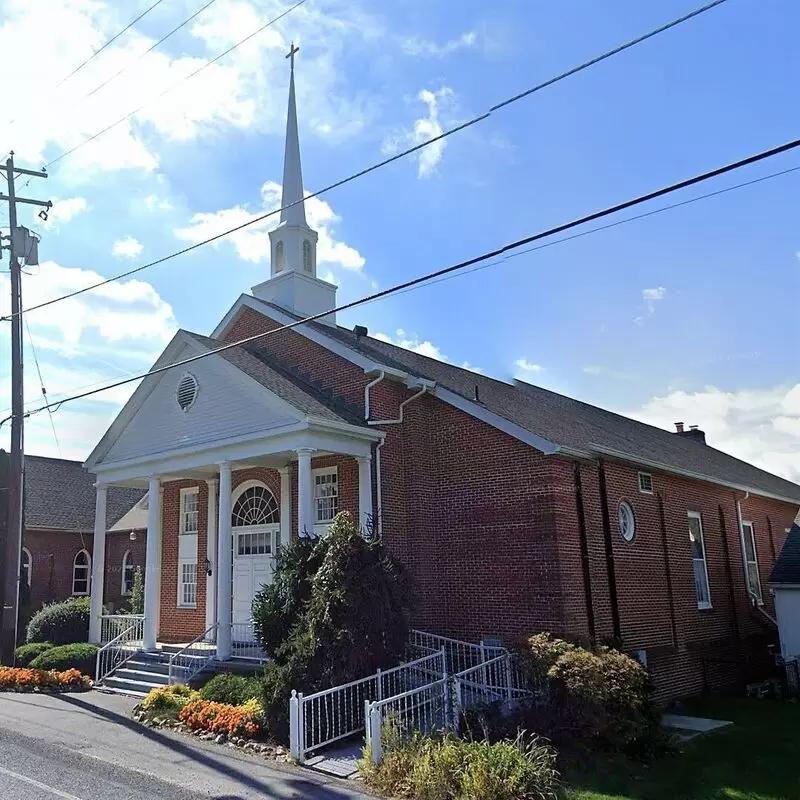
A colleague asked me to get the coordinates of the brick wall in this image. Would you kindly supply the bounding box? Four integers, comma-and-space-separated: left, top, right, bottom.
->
203, 302, 797, 700
22, 527, 147, 613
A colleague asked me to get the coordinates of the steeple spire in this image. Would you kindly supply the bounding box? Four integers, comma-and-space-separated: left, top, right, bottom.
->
280, 42, 306, 226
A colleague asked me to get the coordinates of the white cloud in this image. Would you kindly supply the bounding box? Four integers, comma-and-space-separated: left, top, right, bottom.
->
43, 197, 88, 227
144, 194, 173, 212
643, 287, 666, 302
515, 358, 544, 374
375, 329, 444, 360
400, 31, 477, 57
628, 383, 800, 482
173, 180, 365, 272
112, 236, 144, 258
0, 0, 383, 173
382, 87, 455, 178
0, 261, 177, 353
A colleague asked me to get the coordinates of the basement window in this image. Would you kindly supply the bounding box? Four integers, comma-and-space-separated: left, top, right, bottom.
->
638, 472, 654, 494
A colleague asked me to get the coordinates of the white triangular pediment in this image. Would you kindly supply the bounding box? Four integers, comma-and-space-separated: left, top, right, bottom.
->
88, 333, 302, 468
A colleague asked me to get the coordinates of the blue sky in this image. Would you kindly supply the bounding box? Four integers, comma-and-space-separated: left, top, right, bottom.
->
0, 0, 799, 479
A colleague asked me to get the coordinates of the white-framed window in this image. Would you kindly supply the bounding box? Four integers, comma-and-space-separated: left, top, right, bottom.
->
313, 467, 339, 524
231, 484, 279, 527
121, 550, 135, 596
179, 561, 197, 607
72, 550, 91, 596
638, 472, 653, 494
741, 521, 763, 604
618, 500, 636, 542
180, 488, 199, 535
21, 547, 31, 587
688, 511, 711, 609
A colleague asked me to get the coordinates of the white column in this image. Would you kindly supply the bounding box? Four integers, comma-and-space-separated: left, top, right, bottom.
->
297, 449, 314, 538
88, 484, 107, 644
143, 476, 162, 650
205, 478, 218, 639
278, 466, 291, 548
216, 462, 233, 660
357, 455, 373, 536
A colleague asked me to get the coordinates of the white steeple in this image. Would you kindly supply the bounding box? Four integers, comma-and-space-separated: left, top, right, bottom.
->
251, 42, 337, 325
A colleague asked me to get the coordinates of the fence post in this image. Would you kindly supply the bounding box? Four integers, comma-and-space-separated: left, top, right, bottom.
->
504, 653, 513, 701
367, 702, 383, 765
440, 645, 447, 679
289, 691, 304, 763
376, 668, 382, 701
452, 679, 463, 733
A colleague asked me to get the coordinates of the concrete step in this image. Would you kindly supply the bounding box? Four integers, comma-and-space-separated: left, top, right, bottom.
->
127, 658, 170, 675
101, 675, 160, 696
115, 668, 171, 686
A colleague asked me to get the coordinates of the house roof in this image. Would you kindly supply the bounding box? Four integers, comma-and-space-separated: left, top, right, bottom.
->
25, 456, 145, 531
770, 524, 800, 584
184, 331, 365, 426
243, 297, 800, 505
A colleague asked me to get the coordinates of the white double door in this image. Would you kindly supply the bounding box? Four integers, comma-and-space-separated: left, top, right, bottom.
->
231, 524, 278, 642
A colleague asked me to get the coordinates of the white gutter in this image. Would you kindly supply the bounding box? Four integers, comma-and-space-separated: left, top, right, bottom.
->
364, 371, 385, 422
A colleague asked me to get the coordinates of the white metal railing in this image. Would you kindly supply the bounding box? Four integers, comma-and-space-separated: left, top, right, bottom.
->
231, 620, 268, 661
96, 616, 144, 685
289, 649, 446, 762
452, 653, 531, 711
168, 624, 218, 684
409, 629, 506, 675
100, 614, 144, 645
365, 676, 453, 765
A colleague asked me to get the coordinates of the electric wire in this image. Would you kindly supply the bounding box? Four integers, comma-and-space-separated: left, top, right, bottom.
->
24, 318, 62, 456
5, 0, 730, 322
6, 131, 800, 426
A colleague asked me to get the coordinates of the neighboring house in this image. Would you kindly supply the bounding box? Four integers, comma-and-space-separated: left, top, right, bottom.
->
83, 58, 800, 702
23, 456, 145, 612
769, 522, 800, 662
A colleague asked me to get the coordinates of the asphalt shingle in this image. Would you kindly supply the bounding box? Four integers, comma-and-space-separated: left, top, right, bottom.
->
25, 456, 144, 531
770, 524, 800, 584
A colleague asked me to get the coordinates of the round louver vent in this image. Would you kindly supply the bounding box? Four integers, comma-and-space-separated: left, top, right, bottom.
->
176, 373, 198, 411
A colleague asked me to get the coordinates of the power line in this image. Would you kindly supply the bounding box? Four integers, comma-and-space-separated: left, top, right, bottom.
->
55, 0, 168, 90
7, 0, 730, 322
5, 157, 797, 423
24, 319, 61, 457
81, 0, 221, 104
8, 132, 800, 426
44, 0, 308, 170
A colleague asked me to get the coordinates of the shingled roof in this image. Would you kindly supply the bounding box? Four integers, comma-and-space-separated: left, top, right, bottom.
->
770, 524, 800, 585
246, 297, 800, 505
25, 456, 144, 531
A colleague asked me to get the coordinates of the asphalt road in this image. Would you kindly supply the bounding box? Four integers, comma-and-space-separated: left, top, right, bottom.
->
0, 691, 374, 799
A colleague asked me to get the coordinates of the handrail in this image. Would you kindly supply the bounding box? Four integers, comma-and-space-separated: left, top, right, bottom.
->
96, 617, 144, 684
168, 624, 218, 684
100, 613, 145, 644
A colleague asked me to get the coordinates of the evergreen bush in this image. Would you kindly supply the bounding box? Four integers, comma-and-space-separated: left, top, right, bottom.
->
199, 673, 261, 706
29, 643, 98, 677
14, 641, 55, 667
26, 598, 90, 645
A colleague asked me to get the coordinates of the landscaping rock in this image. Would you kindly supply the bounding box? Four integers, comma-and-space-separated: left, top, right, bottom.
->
214, 733, 226, 744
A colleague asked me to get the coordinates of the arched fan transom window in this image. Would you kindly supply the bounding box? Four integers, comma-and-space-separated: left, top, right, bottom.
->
231, 485, 279, 527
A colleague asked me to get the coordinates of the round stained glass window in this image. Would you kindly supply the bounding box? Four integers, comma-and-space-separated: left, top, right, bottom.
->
619, 500, 635, 542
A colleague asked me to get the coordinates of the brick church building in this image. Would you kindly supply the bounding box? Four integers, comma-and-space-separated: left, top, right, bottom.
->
83, 53, 800, 702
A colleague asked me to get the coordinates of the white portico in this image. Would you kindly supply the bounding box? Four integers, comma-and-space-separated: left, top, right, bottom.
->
83, 44, 380, 661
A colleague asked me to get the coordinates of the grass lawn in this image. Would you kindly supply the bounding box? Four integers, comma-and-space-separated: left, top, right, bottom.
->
564, 697, 800, 800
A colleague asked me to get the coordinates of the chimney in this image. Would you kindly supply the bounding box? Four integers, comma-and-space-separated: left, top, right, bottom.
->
675, 423, 706, 444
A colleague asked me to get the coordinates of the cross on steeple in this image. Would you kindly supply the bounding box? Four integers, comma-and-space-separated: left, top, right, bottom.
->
286, 41, 299, 71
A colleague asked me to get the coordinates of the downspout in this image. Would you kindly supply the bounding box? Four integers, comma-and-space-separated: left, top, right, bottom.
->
364, 371, 435, 541
597, 459, 622, 641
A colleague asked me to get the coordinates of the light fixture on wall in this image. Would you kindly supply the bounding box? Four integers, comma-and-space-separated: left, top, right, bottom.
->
205, 558, 213, 576
129, 530, 138, 542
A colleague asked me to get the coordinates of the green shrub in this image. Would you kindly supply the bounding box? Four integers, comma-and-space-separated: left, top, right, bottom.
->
199, 673, 261, 706
30, 643, 98, 677
14, 642, 55, 667
26, 598, 90, 645
140, 684, 198, 721
127, 567, 144, 615
359, 731, 560, 800
517, 633, 658, 755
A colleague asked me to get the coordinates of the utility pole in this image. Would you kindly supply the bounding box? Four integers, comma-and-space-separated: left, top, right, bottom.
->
0, 152, 49, 664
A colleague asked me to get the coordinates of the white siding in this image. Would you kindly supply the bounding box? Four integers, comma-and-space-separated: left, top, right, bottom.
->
775, 588, 800, 660
104, 347, 299, 464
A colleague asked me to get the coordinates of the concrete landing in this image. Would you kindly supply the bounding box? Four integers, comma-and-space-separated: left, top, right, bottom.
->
662, 714, 733, 740
305, 743, 362, 779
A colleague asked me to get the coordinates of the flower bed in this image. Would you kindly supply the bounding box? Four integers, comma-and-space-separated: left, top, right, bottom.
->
179, 697, 262, 739
0, 666, 91, 692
